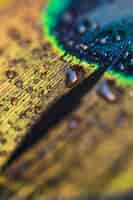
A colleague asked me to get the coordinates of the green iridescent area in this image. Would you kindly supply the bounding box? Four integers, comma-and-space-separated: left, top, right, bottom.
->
41, 0, 71, 55
42, 0, 70, 32
42, 0, 133, 85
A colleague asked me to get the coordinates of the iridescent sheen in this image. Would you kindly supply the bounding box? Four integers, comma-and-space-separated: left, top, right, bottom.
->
42, 0, 133, 83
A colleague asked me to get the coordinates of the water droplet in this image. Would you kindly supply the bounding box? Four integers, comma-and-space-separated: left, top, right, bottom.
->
78, 24, 87, 35
129, 90, 133, 98
19, 111, 27, 119
66, 65, 85, 88
115, 35, 121, 41
129, 58, 133, 66
99, 37, 107, 44
79, 43, 88, 51
14, 136, 23, 144
10, 97, 18, 106
69, 116, 81, 129
119, 63, 125, 71
0, 136, 6, 145
124, 51, 129, 59
26, 86, 33, 94
92, 22, 100, 30
6, 70, 17, 79
96, 80, 117, 103
15, 80, 23, 88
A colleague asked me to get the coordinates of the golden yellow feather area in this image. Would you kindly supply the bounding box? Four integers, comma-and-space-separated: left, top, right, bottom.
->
0, 0, 133, 199
0, 0, 12, 7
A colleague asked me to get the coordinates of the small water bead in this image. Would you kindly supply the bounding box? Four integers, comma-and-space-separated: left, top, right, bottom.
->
68, 115, 81, 130
69, 118, 78, 129
0, 136, 6, 145
66, 65, 85, 88
19, 111, 27, 119
99, 37, 108, 45
129, 58, 133, 66
97, 79, 124, 103
79, 43, 89, 51
66, 68, 78, 88
91, 22, 101, 31
124, 51, 130, 59
6, 70, 17, 79
26, 87, 33, 94
15, 80, 23, 88
10, 97, 18, 106
78, 24, 87, 35
115, 35, 121, 42
14, 136, 23, 144
96, 80, 117, 103
119, 63, 125, 71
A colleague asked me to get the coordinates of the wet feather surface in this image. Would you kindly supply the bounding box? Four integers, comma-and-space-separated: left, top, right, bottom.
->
0, 0, 133, 199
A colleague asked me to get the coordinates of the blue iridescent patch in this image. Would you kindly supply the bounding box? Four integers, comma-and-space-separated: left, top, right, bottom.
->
42, 0, 133, 83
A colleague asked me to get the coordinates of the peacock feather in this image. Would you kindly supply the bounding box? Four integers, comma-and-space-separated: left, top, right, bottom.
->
0, 0, 133, 199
